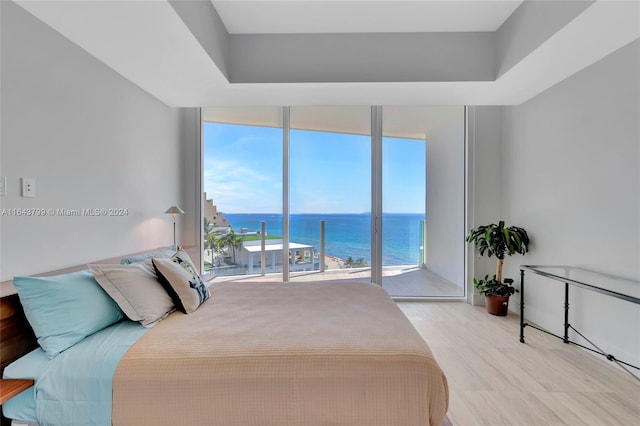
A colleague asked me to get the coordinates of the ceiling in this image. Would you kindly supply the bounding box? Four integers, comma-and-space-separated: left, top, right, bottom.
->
213, 0, 523, 34
13, 0, 640, 107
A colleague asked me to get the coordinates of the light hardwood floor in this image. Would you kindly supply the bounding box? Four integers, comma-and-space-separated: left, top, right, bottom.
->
398, 302, 640, 426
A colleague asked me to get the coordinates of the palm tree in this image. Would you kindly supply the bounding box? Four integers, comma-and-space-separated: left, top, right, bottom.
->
203, 218, 216, 263
344, 256, 354, 268
205, 233, 218, 261
355, 257, 367, 267
219, 231, 242, 264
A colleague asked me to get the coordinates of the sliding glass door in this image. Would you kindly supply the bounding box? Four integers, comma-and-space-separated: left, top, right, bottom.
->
381, 134, 427, 295
202, 106, 465, 298
289, 106, 371, 283
381, 106, 465, 297
202, 107, 283, 279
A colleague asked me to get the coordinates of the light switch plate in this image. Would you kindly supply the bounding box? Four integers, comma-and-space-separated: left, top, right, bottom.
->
22, 178, 36, 197
0, 176, 6, 196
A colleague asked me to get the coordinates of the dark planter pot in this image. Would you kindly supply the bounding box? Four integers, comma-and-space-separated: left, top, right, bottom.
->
486, 294, 510, 316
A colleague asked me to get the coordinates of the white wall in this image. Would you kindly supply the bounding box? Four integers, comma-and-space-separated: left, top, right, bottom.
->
467, 106, 506, 303
425, 106, 465, 288
500, 40, 640, 365
0, 1, 196, 280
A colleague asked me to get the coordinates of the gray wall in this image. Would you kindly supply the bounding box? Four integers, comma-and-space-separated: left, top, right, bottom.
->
0, 1, 196, 280
178, 108, 201, 261
230, 32, 495, 84
491, 40, 639, 365
496, 1, 593, 77
425, 107, 465, 288
467, 106, 504, 302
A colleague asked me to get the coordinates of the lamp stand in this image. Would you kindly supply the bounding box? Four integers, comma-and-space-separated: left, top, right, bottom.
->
164, 206, 184, 248
172, 214, 177, 246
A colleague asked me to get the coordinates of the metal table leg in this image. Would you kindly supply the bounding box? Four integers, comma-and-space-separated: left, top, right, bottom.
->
563, 282, 570, 343
520, 269, 525, 343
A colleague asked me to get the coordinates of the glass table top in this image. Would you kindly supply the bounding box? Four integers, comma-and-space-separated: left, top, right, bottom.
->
520, 265, 640, 304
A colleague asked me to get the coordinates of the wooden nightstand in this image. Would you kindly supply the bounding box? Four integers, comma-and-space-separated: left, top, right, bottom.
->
0, 379, 34, 405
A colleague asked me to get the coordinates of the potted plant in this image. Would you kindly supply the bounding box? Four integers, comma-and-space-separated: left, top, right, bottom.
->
465, 221, 530, 316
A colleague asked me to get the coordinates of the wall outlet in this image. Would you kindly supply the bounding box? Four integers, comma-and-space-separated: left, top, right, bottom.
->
22, 178, 36, 197
0, 176, 6, 196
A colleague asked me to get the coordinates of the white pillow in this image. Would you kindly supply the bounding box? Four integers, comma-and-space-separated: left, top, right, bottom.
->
152, 254, 210, 314
89, 261, 174, 327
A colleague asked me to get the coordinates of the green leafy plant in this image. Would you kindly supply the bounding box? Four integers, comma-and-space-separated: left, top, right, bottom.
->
466, 220, 530, 293
473, 275, 516, 296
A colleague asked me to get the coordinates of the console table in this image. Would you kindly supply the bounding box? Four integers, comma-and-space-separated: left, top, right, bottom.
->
519, 265, 640, 380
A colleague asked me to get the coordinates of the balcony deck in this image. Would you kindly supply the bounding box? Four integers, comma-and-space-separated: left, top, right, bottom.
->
209, 265, 464, 298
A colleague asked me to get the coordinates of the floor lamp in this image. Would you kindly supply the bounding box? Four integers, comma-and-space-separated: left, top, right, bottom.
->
164, 206, 184, 247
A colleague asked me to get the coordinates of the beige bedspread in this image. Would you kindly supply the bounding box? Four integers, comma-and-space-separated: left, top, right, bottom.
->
113, 282, 448, 425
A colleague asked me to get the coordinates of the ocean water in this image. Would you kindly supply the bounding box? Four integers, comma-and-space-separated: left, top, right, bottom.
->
222, 213, 425, 265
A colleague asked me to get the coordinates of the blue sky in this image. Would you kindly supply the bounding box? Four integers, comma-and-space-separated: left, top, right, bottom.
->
203, 123, 425, 214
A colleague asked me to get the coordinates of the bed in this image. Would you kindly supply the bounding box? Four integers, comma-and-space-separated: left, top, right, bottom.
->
0, 248, 449, 426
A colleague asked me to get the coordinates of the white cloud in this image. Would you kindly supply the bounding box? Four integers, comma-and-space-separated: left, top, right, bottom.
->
203, 157, 281, 213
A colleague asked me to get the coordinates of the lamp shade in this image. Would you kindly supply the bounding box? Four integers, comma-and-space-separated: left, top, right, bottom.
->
164, 206, 184, 215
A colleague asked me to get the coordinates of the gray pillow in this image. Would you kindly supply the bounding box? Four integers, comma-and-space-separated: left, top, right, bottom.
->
89, 261, 174, 327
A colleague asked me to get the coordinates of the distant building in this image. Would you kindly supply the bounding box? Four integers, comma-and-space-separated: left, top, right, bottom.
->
236, 239, 319, 274
204, 193, 230, 235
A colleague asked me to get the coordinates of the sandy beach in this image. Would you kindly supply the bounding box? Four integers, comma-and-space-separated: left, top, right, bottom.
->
323, 254, 344, 270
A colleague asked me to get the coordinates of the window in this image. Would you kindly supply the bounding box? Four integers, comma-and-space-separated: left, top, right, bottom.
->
202, 106, 465, 298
